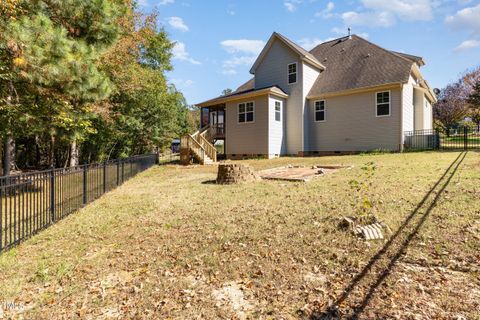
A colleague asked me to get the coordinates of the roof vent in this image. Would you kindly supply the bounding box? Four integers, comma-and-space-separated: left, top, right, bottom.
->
348, 27, 352, 40
341, 48, 345, 52
366, 53, 371, 58
323, 57, 327, 62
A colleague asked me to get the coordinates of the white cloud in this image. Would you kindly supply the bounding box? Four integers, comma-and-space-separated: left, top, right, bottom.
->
222, 69, 237, 75
315, 1, 335, 18
159, 0, 174, 4
220, 39, 265, 55
454, 39, 480, 52
298, 38, 328, 50
340, 0, 434, 28
357, 32, 370, 39
361, 0, 433, 21
172, 42, 200, 64
220, 39, 265, 75
227, 9, 235, 15
222, 56, 256, 75
137, 0, 148, 7
341, 11, 395, 27
445, 3, 480, 34
167, 17, 189, 32
284, 0, 302, 12
172, 79, 194, 87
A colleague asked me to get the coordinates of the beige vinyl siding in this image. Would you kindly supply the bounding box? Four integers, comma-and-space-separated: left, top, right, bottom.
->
225, 95, 269, 156
268, 96, 286, 156
253, 38, 303, 155
402, 75, 415, 133
414, 88, 425, 130
306, 88, 402, 151
302, 62, 321, 151
255, 39, 299, 92
424, 98, 433, 130
413, 88, 433, 131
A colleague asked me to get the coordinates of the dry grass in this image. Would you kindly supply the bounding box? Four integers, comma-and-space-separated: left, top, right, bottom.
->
0, 151, 479, 319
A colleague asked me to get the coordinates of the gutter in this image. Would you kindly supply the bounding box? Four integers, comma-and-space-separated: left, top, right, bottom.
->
196, 87, 288, 107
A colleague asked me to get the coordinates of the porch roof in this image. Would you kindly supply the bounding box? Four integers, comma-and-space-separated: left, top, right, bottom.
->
196, 85, 288, 107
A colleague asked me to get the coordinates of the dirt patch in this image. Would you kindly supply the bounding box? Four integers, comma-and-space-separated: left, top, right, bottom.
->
259, 164, 351, 182
212, 282, 253, 319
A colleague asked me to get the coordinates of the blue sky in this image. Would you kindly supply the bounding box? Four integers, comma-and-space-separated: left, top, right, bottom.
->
139, 0, 480, 105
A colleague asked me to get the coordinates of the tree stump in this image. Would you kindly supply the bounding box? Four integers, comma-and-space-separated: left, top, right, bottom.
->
216, 164, 261, 184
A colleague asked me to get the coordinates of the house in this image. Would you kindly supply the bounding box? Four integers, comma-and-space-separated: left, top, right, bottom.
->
182, 32, 436, 163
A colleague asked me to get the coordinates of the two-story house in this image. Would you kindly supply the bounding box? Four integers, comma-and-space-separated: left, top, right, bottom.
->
187, 32, 436, 162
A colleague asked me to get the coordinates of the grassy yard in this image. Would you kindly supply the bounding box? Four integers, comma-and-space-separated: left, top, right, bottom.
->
0, 152, 479, 319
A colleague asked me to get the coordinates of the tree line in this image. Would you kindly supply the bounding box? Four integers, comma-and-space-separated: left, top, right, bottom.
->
433, 67, 480, 134
0, 0, 197, 175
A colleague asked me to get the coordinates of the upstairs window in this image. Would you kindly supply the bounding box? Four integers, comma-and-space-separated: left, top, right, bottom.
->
376, 91, 390, 117
288, 63, 297, 84
275, 101, 282, 121
238, 102, 254, 123
315, 100, 326, 122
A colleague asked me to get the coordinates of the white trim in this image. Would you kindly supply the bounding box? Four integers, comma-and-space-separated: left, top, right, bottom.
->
314, 100, 326, 122
237, 101, 255, 124
375, 90, 391, 117
288, 62, 297, 85
274, 100, 282, 122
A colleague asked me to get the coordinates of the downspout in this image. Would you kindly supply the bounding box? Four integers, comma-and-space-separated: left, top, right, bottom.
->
399, 84, 404, 152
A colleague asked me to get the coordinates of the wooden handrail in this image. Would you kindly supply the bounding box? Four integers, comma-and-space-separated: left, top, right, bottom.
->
197, 134, 217, 162
180, 124, 217, 165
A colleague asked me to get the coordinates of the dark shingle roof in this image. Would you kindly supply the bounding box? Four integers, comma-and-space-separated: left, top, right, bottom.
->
390, 51, 425, 66
307, 35, 415, 97
235, 78, 254, 93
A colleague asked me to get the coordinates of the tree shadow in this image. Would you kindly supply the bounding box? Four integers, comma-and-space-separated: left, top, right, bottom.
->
309, 151, 468, 320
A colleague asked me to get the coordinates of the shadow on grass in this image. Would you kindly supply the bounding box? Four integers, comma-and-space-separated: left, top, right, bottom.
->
309, 151, 468, 320
201, 180, 217, 185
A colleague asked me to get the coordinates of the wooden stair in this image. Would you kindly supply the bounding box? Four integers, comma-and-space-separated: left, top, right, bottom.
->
180, 126, 217, 165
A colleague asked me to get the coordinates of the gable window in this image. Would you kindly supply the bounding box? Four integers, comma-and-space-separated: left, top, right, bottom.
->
376, 91, 390, 117
288, 63, 297, 84
275, 101, 282, 121
315, 100, 326, 122
238, 102, 254, 123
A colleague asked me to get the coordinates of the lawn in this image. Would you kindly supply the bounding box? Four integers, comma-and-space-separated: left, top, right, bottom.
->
0, 152, 479, 319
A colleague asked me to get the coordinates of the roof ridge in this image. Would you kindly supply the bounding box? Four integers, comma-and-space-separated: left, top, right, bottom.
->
308, 35, 350, 52
349, 35, 413, 64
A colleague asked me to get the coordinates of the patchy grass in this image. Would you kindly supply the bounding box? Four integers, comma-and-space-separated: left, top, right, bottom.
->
0, 152, 479, 319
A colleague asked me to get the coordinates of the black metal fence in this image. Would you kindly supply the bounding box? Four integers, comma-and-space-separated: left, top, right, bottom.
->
404, 128, 480, 151
0, 154, 157, 253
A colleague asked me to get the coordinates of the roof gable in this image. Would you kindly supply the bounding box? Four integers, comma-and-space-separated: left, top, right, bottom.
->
249, 32, 325, 74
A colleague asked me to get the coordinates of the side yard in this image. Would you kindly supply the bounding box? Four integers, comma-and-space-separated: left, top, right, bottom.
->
0, 152, 479, 319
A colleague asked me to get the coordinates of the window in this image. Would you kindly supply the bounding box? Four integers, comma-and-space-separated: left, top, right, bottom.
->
288, 63, 297, 84
315, 100, 326, 122
376, 91, 390, 117
238, 102, 254, 123
275, 101, 281, 121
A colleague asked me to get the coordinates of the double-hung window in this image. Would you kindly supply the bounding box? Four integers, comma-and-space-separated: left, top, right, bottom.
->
288, 63, 297, 84
315, 100, 326, 122
376, 91, 390, 117
238, 102, 254, 123
275, 101, 282, 121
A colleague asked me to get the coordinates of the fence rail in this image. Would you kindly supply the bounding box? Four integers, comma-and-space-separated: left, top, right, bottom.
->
0, 154, 157, 253
404, 127, 480, 151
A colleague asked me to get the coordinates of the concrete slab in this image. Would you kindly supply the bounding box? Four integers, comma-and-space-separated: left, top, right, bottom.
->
259, 165, 350, 182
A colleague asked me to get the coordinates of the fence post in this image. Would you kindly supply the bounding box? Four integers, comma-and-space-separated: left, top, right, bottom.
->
83, 166, 88, 205
435, 129, 440, 150
103, 162, 107, 193
464, 126, 468, 150
121, 161, 124, 183
116, 160, 120, 186
50, 170, 55, 222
